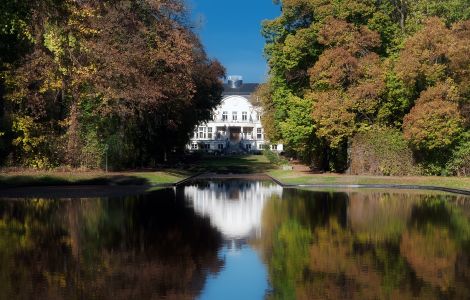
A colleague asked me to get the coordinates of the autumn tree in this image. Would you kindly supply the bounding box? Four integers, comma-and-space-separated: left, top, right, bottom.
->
1, 0, 224, 169
260, 0, 390, 169
260, 0, 469, 173
310, 18, 384, 147
396, 18, 469, 173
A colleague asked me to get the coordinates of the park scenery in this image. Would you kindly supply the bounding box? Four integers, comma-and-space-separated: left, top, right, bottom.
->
0, 0, 469, 299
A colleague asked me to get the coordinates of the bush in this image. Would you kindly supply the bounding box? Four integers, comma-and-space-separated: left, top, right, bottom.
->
80, 131, 105, 169
350, 126, 418, 176
446, 139, 470, 176
263, 149, 288, 166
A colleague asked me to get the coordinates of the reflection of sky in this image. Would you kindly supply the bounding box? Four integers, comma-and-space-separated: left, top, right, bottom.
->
198, 245, 270, 300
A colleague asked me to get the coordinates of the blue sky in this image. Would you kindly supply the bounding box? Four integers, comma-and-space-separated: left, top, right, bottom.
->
189, 0, 281, 83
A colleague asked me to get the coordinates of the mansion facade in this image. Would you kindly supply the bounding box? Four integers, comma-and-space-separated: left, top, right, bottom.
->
187, 76, 283, 154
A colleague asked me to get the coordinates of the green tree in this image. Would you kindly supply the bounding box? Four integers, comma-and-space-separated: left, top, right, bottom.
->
261, 0, 469, 174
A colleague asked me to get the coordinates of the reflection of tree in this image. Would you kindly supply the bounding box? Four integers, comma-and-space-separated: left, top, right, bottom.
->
261, 190, 354, 300
400, 226, 457, 291
259, 190, 470, 299
0, 189, 224, 300
400, 198, 470, 296
0, 199, 70, 300
348, 192, 416, 243
269, 220, 311, 300
306, 217, 418, 299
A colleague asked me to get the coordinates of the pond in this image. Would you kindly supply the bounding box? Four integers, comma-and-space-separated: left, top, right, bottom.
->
0, 180, 469, 299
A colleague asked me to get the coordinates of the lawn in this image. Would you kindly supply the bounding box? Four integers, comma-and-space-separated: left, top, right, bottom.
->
0, 154, 274, 189
0, 170, 189, 189
2, 155, 469, 192
269, 169, 470, 191
188, 154, 276, 174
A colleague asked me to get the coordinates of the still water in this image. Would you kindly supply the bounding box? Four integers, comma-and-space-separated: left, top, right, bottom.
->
0, 180, 469, 299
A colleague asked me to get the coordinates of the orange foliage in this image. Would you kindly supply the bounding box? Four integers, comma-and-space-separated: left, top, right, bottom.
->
309, 47, 359, 89
396, 17, 454, 88
309, 18, 384, 147
399, 18, 469, 151
317, 17, 381, 55
403, 97, 464, 150
449, 20, 470, 96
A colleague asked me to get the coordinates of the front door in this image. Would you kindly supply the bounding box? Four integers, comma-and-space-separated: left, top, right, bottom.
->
229, 127, 241, 142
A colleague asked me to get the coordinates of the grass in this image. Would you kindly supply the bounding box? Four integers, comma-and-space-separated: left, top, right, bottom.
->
128, 171, 189, 185
269, 169, 470, 191
187, 154, 276, 174
0, 170, 189, 189
3, 155, 469, 192
0, 154, 274, 189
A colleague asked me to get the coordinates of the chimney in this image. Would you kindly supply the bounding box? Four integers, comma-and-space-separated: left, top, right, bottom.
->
227, 75, 243, 88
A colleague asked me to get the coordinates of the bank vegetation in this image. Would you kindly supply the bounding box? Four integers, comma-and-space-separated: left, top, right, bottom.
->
258, 0, 470, 176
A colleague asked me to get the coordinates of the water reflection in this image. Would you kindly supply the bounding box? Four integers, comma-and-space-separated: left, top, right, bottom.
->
199, 245, 269, 300
0, 190, 223, 300
184, 180, 279, 299
260, 189, 470, 300
0, 182, 469, 300
184, 181, 282, 240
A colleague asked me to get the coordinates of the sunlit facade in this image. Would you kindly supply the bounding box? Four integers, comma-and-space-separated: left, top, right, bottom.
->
187, 76, 283, 154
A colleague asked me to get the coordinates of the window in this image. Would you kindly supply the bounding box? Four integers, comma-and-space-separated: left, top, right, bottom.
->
203, 144, 211, 150
232, 111, 237, 121
271, 144, 277, 151
242, 112, 247, 121
198, 126, 206, 139
257, 113, 261, 121
191, 143, 198, 150
222, 111, 228, 121
245, 144, 252, 150
258, 144, 264, 150
257, 128, 262, 139
197, 127, 212, 139
218, 144, 224, 150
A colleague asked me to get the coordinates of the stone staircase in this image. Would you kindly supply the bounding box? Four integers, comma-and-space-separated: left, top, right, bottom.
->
225, 141, 248, 155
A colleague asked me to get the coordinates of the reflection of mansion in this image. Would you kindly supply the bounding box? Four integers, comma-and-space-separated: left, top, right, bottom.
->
184, 181, 283, 239
187, 76, 283, 154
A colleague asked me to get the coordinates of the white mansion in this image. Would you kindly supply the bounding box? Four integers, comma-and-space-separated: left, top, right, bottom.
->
188, 76, 283, 154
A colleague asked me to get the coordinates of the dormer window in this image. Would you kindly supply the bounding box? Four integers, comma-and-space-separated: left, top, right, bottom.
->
232, 111, 237, 121
222, 111, 228, 121
242, 112, 247, 121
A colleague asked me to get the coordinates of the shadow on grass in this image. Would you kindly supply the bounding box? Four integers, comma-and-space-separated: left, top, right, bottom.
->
0, 155, 275, 189
0, 175, 149, 189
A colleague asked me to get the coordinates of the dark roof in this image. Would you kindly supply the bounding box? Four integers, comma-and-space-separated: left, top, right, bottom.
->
222, 83, 259, 96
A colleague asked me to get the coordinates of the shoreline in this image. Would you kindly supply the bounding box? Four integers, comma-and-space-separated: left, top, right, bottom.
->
0, 185, 153, 198
1, 173, 470, 198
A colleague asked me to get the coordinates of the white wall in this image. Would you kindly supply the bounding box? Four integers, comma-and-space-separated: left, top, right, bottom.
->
213, 95, 261, 123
